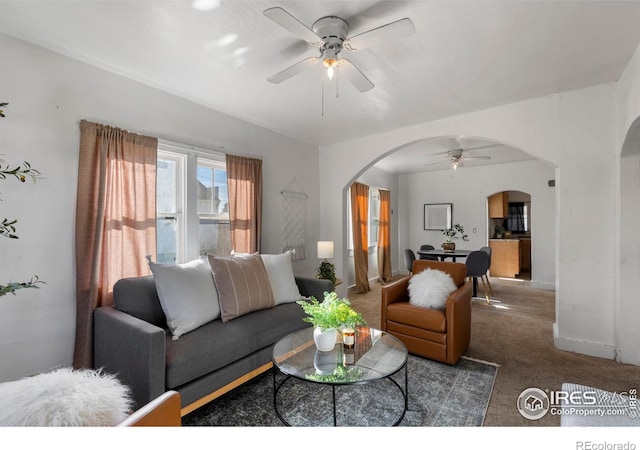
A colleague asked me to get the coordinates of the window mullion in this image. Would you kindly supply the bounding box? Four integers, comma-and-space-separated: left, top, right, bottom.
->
184, 153, 199, 262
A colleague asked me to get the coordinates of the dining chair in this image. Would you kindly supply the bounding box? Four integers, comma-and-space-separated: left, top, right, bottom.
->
479, 246, 494, 296
465, 250, 491, 304
403, 248, 416, 273
418, 244, 439, 260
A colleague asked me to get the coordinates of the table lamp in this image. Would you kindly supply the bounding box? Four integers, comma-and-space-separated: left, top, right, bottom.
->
316, 241, 336, 284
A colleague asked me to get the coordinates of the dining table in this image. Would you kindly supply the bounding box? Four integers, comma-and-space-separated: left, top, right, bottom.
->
416, 249, 472, 262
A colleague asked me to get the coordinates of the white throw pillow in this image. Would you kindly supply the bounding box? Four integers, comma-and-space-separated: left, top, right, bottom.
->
259, 251, 302, 305
149, 256, 220, 339
408, 269, 457, 310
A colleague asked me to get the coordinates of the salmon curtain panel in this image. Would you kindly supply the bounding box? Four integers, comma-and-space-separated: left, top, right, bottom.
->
225, 154, 263, 254
74, 120, 157, 369
350, 182, 370, 293
377, 189, 392, 284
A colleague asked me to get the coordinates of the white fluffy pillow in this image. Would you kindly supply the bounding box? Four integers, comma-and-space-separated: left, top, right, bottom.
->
0, 368, 132, 426
149, 256, 220, 339
260, 251, 302, 304
408, 269, 457, 309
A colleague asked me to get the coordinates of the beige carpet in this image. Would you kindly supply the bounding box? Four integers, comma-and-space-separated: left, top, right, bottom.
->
348, 275, 640, 426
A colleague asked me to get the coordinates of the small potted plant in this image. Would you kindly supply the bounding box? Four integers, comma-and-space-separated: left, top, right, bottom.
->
316, 260, 336, 285
494, 225, 505, 239
296, 292, 367, 351
441, 223, 469, 251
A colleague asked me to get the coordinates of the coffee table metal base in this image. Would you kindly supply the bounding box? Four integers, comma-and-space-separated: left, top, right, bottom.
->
272, 364, 408, 427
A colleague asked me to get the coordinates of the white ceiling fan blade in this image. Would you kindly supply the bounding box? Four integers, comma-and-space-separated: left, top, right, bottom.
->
424, 160, 448, 167
463, 156, 492, 161
437, 137, 463, 151
268, 57, 320, 84
345, 18, 415, 51
264, 7, 321, 44
465, 143, 501, 152
338, 59, 374, 92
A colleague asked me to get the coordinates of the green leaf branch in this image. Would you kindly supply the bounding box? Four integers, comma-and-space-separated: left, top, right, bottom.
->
0, 276, 45, 298
1, 102, 45, 297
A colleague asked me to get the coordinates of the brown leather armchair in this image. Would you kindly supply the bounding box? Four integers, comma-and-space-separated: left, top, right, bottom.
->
381, 260, 473, 365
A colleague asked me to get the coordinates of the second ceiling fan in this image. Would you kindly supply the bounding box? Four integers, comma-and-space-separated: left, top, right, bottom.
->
264, 6, 415, 92
424, 137, 497, 170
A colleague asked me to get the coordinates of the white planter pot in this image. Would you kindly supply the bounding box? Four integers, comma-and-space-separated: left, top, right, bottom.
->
313, 350, 338, 375
313, 327, 337, 352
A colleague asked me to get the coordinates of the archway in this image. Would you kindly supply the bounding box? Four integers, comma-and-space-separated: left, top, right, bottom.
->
342, 136, 555, 292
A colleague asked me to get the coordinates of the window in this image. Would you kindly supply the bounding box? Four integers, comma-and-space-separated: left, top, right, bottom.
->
156, 152, 184, 263
196, 159, 231, 258
506, 202, 528, 233
347, 184, 382, 251
368, 187, 380, 247
157, 142, 231, 264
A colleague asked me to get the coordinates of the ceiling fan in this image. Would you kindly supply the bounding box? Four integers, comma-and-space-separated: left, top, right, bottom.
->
424, 138, 497, 170
263, 7, 415, 92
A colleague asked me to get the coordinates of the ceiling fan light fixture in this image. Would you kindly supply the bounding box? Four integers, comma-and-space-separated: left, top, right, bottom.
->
322, 46, 339, 80
326, 65, 335, 80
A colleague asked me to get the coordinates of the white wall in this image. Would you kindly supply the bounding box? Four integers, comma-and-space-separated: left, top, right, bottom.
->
401, 160, 555, 290
0, 34, 321, 382
616, 40, 640, 365
320, 82, 621, 363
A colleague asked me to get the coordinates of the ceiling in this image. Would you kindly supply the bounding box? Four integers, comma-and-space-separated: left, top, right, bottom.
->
2, 0, 640, 174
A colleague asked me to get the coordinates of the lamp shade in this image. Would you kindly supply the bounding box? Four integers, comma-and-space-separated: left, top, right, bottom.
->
317, 241, 334, 259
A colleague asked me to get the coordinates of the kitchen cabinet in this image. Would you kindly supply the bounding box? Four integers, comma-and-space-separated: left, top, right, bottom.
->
489, 239, 520, 277
519, 238, 531, 271
488, 192, 508, 218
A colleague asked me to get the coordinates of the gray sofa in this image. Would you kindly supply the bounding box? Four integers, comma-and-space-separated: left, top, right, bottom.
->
94, 274, 332, 413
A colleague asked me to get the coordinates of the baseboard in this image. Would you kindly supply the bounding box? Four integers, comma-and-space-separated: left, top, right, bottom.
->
553, 323, 616, 360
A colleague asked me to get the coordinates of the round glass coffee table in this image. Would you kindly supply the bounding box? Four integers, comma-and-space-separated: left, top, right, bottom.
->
272, 326, 408, 426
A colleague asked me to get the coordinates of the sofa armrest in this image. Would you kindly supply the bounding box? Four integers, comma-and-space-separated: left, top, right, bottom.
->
94, 306, 167, 410
380, 276, 410, 330
295, 276, 333, 300
444, 280, 473, 362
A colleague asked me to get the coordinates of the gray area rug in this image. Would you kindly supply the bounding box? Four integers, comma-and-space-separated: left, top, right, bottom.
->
182, 355, 498, 427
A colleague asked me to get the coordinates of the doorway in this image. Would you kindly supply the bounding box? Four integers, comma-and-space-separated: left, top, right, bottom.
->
487, 190, 532, 281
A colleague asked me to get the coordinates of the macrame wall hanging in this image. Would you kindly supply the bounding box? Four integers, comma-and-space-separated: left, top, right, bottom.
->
281, 178, 307, 260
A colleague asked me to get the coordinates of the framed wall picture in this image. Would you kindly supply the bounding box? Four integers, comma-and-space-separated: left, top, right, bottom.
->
424, 203, 452, 230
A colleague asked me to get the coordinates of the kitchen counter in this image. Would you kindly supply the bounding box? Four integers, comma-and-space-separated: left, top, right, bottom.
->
488, 239, 520, 278
489, 238, 531, 277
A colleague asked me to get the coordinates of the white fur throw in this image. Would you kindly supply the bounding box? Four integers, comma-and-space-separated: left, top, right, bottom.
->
0, 367, 132, 426
408, 269, 457, 309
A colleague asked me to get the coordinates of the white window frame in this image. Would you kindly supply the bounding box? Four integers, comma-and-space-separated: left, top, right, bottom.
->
368, 187, 380, 248
156, 150, 186, 263
157, 140, 226, 263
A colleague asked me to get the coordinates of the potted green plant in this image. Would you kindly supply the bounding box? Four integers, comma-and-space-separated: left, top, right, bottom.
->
316, 260, 336, 285
494, 225, 505, 239
441, 223, 469, 251
296, 291, 367, 351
